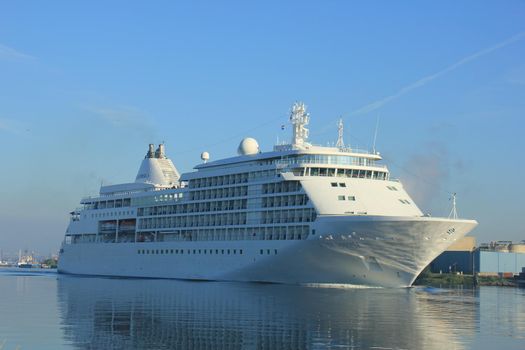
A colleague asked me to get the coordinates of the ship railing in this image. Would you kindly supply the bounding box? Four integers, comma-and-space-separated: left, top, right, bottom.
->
337, 147, 377, 155
81, 185, 181, 202
275, 159, 387, 169
273, 143, 378, 155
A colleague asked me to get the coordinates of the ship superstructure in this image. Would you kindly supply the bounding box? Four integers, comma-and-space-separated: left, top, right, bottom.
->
58, 102, 477, 287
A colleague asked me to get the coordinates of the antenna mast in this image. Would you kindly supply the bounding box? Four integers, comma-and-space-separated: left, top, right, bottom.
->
448, 193, 458, 219
336, 118, 345, 149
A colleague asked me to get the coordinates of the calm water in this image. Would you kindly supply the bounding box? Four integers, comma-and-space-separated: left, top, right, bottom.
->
0, 269, 524, 349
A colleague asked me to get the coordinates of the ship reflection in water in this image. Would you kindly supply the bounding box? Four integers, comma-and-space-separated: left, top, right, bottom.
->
56, 276, 486, 349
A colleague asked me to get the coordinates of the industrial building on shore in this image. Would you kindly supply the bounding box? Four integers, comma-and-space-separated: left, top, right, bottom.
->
430, 237, 525, 276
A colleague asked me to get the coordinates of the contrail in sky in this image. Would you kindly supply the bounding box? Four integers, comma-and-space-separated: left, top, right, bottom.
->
351, 31, 525, 115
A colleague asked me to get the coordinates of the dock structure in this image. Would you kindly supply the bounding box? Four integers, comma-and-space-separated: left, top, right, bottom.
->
430, 237, 525, 276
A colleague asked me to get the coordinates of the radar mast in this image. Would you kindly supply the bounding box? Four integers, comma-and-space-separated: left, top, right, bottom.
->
290, 102, 310, 147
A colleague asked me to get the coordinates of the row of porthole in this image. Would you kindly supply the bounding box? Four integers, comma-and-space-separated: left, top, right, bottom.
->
138, 248, 243, 255
137, 248, 279, 256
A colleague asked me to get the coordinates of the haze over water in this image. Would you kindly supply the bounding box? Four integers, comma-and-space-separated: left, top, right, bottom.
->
0, 270, 524, 350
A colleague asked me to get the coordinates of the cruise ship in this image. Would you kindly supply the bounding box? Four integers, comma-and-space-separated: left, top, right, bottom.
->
58, 102, 478, 287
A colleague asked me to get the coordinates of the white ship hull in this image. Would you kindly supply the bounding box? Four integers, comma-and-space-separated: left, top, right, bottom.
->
58, 103, 479, 288
58, 216, 477, 287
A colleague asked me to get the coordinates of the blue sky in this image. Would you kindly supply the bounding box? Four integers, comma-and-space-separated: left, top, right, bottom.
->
1, 1, 524, 255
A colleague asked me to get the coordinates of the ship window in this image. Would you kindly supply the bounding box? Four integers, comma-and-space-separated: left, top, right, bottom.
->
339, 183, 346, 187
222, 249, 225, 254
227, 249, 230, 255
260, 249, 263, 255
170, 249, 174, 254
267, 249, 270, 255
233, 249, 237, 254
193, 249, 196, 254
240, 249, 243, 255
137, 249, 140, 254
198, 249, 201, 254
348, 196, 356, 201
156, 250, 159, 254
274, 249, 277, 254
338, 195, 345, 201
331, 182, 338, 187
216, 249, 219, 254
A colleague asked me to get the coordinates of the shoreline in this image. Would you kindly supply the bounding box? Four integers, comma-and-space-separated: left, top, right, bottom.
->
414, 272, 520, 288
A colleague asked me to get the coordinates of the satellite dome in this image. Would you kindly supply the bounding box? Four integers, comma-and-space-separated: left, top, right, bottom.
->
237, 137, 259, 156
201, 151, 210, 162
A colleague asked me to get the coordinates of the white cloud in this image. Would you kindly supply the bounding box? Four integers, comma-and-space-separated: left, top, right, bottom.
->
87, 105, 158, 141
91, 106, 144, 127
0, 118, 29, 134
0, 43, 34, 61
402, 148, 450, 211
